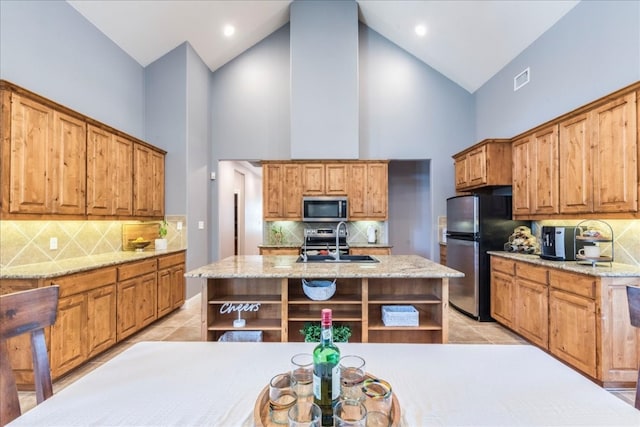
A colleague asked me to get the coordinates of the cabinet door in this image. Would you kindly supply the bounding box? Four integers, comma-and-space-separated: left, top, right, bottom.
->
86, 125, 113, 215
157, 268, 173, 318
117, 278, 138, 340
325, 163, 347, 195
112, 135, 133, 216
171, 265, 185, 309
138, 272, 158, 329
367, 163, 388, 219
591, 92, 638, 213
263, 164, 283, 219
348, 163, 367, 218
302, 164, 324, 195
454, 156, 469, 189
50, 294, 87, 378
531, 125, 560, 215
549, 289, 597, 377
150, 149, 165, 217
8, 94, 54, 214
512, 135, 533, 216
467, 146, 487, 187
86, 284, 117, 358
559, 113, 592, 214
51, 111, 86, 214
133, 144, 154, 216
490, 270, 515, 328
515, 278, 548, 348
282, 164, 302, 218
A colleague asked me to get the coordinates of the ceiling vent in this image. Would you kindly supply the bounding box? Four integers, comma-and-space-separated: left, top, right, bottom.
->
514, 67, 530, 91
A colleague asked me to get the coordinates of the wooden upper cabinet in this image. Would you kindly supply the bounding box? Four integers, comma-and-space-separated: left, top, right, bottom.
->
531, 125, 560, 215
559, 113, 592, 213
591, 92, 637, 213
348, 161, 388, 220
512, 125, 560, 218
1, 81, 164, 219
87, 125, 133, 216
133, 143, 165, 218
302, 163, 324, 195
3, 93, 86, 216
453, 139, 512, 192
512, 135, 533, 216
263, 162, 302, 220
302, 163, 348, 196
325, 163, 348, 195
512, 84, 639, 219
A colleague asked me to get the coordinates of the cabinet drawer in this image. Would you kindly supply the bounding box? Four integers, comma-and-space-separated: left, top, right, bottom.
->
516, 263, 548, 284
51, 267, 117, 298
549, 270, 596, 299
491, 257, 515, 275
157, 252, 185, 270
118, 259, 157, 281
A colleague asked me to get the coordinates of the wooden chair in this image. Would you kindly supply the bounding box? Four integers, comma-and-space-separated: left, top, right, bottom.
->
0, 286, 59, 426
627, 285, 640, 410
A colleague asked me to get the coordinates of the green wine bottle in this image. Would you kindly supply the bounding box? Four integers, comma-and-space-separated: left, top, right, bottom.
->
313, 308, 341, 426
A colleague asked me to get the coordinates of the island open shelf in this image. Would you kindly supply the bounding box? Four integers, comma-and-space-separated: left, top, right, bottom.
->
187, 255, 463, 344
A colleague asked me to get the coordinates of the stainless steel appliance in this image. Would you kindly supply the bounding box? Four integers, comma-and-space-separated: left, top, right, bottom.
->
301, 226, 349, 256
302, 197, 348, 222
446, 195, 530, 321
540, 226, 580, 261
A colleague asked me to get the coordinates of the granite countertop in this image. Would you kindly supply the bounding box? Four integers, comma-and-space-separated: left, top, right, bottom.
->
488, 251, 640, 278
185, 255, 463, 279
0, 248, 187, 280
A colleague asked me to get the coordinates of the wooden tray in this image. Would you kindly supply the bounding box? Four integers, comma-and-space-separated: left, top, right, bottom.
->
253, 373, 401, 427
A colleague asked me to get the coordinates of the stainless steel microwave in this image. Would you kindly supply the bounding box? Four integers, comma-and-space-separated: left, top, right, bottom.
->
302, 197, 348, 222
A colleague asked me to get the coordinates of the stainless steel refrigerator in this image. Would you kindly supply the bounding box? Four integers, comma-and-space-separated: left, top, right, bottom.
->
446, 195, 529, 321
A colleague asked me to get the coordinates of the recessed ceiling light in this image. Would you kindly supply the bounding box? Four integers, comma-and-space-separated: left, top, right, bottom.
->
223, 25, 235, 37
415, 24, 427, 37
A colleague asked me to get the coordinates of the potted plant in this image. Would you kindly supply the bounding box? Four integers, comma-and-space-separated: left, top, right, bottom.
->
155, 220, 168, 250
270, 225, 285, 245
300, 322, 351, 343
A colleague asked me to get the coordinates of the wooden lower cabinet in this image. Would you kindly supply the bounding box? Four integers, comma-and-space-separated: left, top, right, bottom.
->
259, 247, 300, 255
490, 255, 639, 386
514, 263, 548, 348
204, 275, 447, 344
349, 247, 391, 256
50, 268, 117, 379
1, 251, 186, 387
549, 288, 597, 378
157, 252, 186, 317
117, 259, 157, 340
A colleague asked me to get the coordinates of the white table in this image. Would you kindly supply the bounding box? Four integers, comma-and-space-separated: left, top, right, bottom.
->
9, 342, 640, 426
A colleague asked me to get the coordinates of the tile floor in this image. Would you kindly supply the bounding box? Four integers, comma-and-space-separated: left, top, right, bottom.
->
18, 294, 636, 414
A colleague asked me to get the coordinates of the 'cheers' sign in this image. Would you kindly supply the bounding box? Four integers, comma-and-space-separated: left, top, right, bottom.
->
219, 302, 261, 314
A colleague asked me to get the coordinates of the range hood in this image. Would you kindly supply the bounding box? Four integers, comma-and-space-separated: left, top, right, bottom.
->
290, 0, 359, 159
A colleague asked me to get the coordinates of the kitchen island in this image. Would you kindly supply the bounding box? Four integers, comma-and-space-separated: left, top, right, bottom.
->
185, 255, 463, 343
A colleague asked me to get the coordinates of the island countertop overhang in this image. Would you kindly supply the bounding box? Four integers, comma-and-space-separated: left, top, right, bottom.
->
185, 255, 464, 279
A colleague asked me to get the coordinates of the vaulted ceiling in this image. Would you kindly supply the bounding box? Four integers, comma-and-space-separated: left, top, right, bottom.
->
67, 0, 579, 93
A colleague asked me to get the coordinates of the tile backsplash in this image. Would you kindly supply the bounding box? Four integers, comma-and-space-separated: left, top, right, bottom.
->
264, 221, 388, 246
0, 216, 187, 268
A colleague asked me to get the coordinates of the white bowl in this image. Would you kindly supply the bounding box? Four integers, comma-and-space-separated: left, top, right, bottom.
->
302, 279, 336, 301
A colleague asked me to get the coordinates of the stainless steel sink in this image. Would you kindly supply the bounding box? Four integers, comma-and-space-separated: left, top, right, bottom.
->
296, 254, 379, 263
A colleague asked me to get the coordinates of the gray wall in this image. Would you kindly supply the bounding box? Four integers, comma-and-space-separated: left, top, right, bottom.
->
0, 0, 145, 138
290, 0, 359, 159
145, 42, 211, 298
185, 44, 212, 298
476, 0, 640, 140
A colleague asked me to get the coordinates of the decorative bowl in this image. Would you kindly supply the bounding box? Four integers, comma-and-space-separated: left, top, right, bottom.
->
302, 279, 336, 301
128, 239, 151, 251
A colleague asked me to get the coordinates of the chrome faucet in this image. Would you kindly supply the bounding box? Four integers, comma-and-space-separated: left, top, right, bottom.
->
332, 221, 347, 261
301, 229, 308, 262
